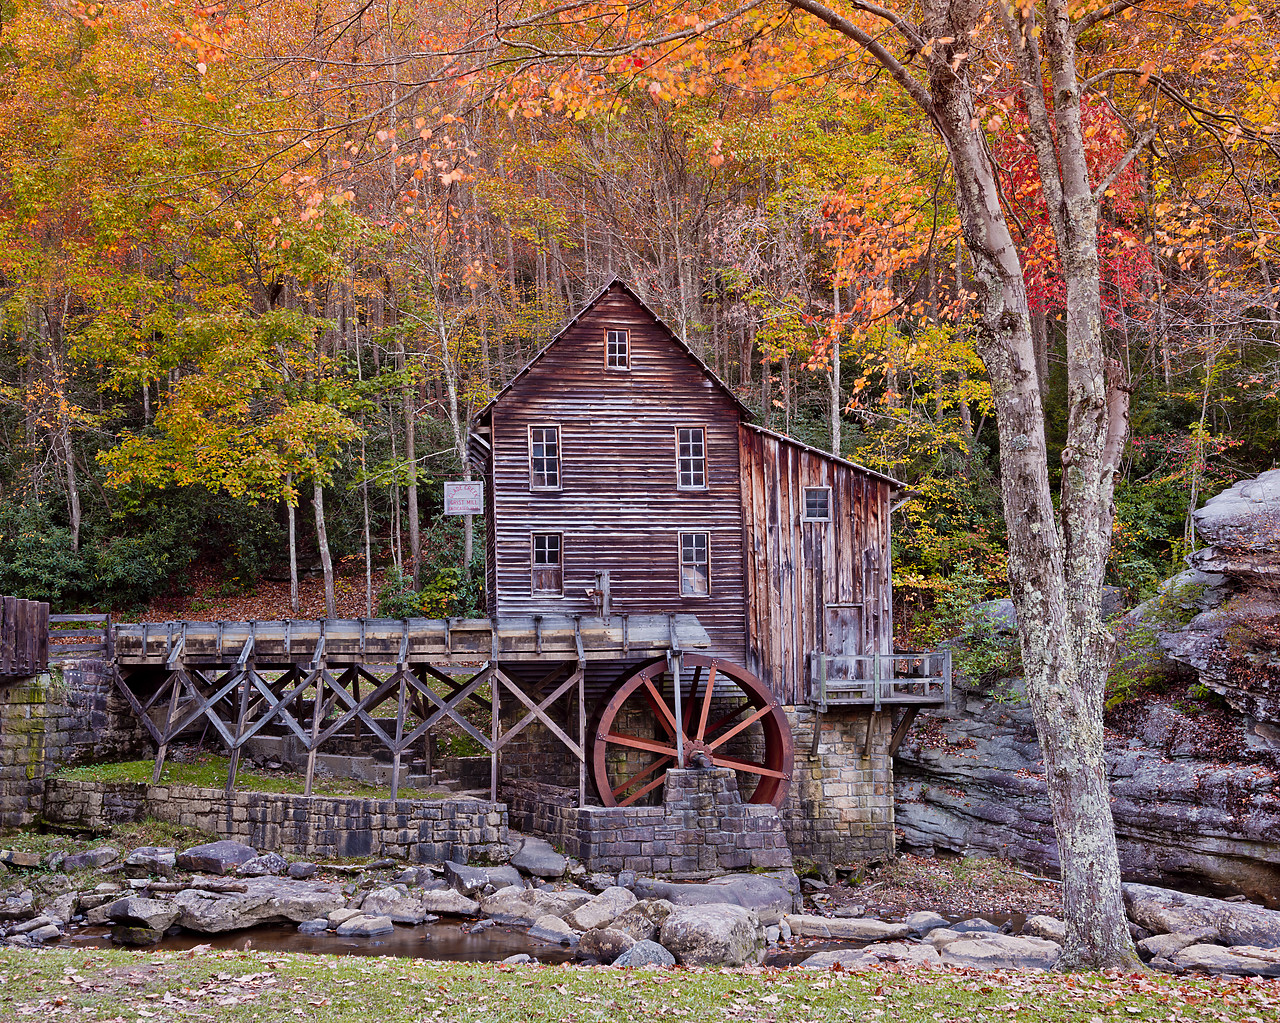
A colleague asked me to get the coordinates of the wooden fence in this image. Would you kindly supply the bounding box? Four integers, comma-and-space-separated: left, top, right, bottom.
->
48, 613, 112, 662
0, 596, 50, 677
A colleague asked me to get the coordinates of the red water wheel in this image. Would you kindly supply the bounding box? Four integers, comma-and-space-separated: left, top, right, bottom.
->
590, 654, 793, 808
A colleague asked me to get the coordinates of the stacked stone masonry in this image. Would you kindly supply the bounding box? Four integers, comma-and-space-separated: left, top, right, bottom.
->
507, 768, 793, 876
43, 778, 509, 864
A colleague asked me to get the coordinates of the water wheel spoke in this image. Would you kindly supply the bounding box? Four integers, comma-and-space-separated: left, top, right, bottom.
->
641, 675, 680, 738
711, 753, 788, 780
695, 664, 718, 742
703, 701, 754, 741
706, 704, 774, 751
681, 666, 704, 733
618, 771, 671, 807
611, 756, 673, 799
604, 731, 679, 758
641, 682, 679, 740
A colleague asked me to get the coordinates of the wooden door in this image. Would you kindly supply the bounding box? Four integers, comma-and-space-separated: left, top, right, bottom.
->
825, 604, 864, 680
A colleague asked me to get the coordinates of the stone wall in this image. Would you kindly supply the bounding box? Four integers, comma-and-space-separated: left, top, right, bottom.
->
0, 661, 149, 827
506, 767, 792, 876
782, 706, 895, 865
43, 778, 509, 864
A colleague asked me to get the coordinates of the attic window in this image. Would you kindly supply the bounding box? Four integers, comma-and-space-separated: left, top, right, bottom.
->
676, 427, 707, 489
606, 329, 630, 369
529, 425, 561, 490
803, 487, 831, 522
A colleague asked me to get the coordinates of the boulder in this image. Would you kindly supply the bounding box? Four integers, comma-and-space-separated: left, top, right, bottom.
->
173, 877, 346, 933
444, 861, 524, 895
951, 917, 1001, 934
44, 893, 79, 925
783, 915, 911, 941
502, 953, 533, 965
0, 890, 35, 921
509, 837, 566, 879
336, 914, 395, 937
0, 849, 41, 868
361, 887, 439, 925
238, 853, 290, 877
61, 847, 119, 872
1139, 932, 1204, 961
801, 944, 942, 969
585, 872, 617, 893
564, 887, 636, 932
112, 926, 164, 946
1021, 916, 1066, 943
905, 911, 950, 936
176, 841, 258, 876
328, 908, 361, 926
107, 897, 179, 932
124, 847, 176, 877
632, 872, 799, 925
1124, 884, 1280, 947
528, 914, 579, 945
925, 928, 964, 949
297, 918, 330, 935
659, 904, 766, 967
1191, 469, 1280, 552
480, 888, 590, 926
1173, 944, 1280, 977
26, 923, 63, 943
941, 934, 1062, 971
578, 927, 636, 963
614, 939, 676, 968
611, 899, 676, 942
418, 889, 480, 917
288, 862, 318, 880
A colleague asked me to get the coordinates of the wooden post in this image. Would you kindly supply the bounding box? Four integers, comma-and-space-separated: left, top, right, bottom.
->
490, 665, 499, 802
304, 671, 324, 797
577, 659, 586, 806
391, 670, 406, 800
225, 662, 253, 795
151, 673, 183, 784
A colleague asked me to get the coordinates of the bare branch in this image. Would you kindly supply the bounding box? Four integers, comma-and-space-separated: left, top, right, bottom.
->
1074, 0, 1141, 39
1093, 128, 1155, 202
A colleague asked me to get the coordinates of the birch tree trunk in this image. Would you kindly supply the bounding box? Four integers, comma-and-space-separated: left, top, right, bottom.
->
314, 481, 335, 618
286, 473, 299, 616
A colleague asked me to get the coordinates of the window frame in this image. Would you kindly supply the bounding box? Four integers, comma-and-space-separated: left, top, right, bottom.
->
530, 531, 564, 597
802, 486, 833, 523
605, 328, 630, 371
674, 425, 708, 491
527, 423, 563, 492
678, 531, 711, 597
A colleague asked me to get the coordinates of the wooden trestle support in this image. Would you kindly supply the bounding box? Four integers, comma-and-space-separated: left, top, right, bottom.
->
110, 615, 710, 804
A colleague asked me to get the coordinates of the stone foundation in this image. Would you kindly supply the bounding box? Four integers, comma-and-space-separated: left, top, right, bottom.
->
782, 706, 895, 865
0, 661, 149, 827
42, 777, 509, 864
507, 767, 792, 876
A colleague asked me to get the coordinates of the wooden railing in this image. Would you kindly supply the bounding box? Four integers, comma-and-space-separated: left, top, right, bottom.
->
809, 649, 952, 711
48, 613, 112, 662
0, 596, 50, 677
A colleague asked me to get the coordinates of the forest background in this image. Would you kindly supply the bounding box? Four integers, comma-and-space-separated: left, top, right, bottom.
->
1, 0, 1277, 663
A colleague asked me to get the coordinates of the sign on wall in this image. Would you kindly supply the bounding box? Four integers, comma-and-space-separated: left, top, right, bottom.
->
443, 480, 485, 515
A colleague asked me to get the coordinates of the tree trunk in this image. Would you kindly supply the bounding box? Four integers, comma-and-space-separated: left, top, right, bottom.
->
314, 481, 335, 618
831, 286, 842, 455
402, 348, 421, 585
287, 473, 299, 616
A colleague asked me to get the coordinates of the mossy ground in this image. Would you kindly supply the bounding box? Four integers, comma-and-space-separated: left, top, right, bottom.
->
3, 946, 1278, 1022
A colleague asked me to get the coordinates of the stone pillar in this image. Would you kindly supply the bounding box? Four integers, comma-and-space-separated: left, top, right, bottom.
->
0, 677, 50, 826
782, 707, 895, 865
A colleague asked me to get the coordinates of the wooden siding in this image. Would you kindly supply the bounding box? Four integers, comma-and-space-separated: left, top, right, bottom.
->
739, 424, 894, 705
483, 285, 748, 662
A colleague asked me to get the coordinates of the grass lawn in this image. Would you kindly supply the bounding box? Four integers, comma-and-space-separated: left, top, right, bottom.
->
55, 755, 450, 801
3, 947, 1277, 1022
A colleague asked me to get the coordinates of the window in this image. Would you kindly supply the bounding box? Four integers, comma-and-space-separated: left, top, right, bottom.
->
803, 487, 832, 522
676, 427, 707, 489
531, 533, 563, 595
529, 425, 561, 490
606, 329, 630, 369
679, 532, 710, 596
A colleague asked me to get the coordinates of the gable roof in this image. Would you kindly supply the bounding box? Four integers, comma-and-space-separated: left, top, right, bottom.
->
742, 422, 905, 489
475, 277, 754, 422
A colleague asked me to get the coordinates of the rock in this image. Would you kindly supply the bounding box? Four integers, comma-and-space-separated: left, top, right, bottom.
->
26, 924, 62, 943
367, 858, 397, 870
616, 869, 637, 890
0, 890, 35, 921
418, 889, 480, 917
951, 917, 1000, 934
444, 861, 524, 895
585, 873, 616, 893
336, 914, 395, 937
173, 877, 345, 933
112, 926, 164, 946
784, 914, 911, 941
298, 918, 330, 935
509, 837, 566, 879
802, 944, 942, 969
238, 853, 290, 877
528, 914, 579, 946
44, 893, 79, 925
107, 897, 179, 932
660, 904, 766, 967
1021, 916, 1066, 943
288, 862, 318, 880
502, 953, 533, 965
611, 899, 675, 942
578, 927, 636, 963
632, 872, 799, 925
480, 888, 590, 926
1124, 884, 1280, 947
941, 934, 1062, 971
1173, 944, 1280, 977
564, 887, 636, 932
905, 911, 950, 936
1139, 932, 1203, 961
1192, 470, 1280, 551
124, 847, 176, 877
328, 908, 361, 926
9, 915, 54, 935
765, 925, 780, 943
362, 887, 424, 924
614, 939, 676, 968
0, 850, 41, 868
61, 847, 119, 872
176, 840, 258, 876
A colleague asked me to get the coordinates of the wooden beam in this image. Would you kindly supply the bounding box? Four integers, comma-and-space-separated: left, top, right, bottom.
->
888, 706, 920, 757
